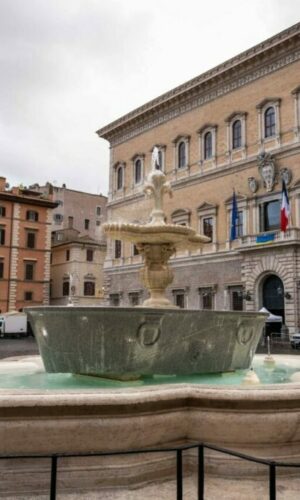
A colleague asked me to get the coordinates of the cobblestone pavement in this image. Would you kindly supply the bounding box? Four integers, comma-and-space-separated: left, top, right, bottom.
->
0, 336, 39, 360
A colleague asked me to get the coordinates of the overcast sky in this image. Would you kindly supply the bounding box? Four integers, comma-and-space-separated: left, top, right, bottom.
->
1, 0, 300, 195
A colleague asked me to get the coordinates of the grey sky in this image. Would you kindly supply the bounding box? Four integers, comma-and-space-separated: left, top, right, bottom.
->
1, 0, 300, 195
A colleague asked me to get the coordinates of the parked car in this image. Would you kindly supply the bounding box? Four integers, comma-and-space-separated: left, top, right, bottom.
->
290, 333, 300, 349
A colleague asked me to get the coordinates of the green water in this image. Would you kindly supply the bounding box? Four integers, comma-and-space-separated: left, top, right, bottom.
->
1, 355, 300, 390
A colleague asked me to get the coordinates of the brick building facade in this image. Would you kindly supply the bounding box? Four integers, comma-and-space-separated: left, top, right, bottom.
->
0, 177, 57, 313
97, 23, 300, 335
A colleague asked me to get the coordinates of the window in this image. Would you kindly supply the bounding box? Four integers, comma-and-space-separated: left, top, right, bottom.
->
0, 260, 3, 279
96, 220, 101, 226
129, 292, 140, 306
174, 291, 185, 308
178, 141, 186, 168
26, 210, 39, 222
84, 281, 95, 296
259, 200, 280, 231
0, 227, 5, 245
264, 107, 276, 138
56, 200, 63, 206
134, 159, 142, 184
26, 231, 36, 249
117, 166, 124, 190
24, 262, 35, 281
133, 244, 139, 256
232, 120, 242, 149
24, 291, 33, 301
204, 132, 212, 159
110, 294, 120, 306
236, 211, 243, 237
115, 240, 122, 258
228, 286, 244, 311
62, 281, 70, 296
68, 216, 74, 228
84, 219, 90, 230
86, 249, 93, 261
66, 249, 70, 261
199, 289, 214, 310
232, 290, 243, 311
0, 206, 6, 217
54, 213, 63, 224
96, 206, 101, 216
203, 217, 213, 240
157, 150, 163, 170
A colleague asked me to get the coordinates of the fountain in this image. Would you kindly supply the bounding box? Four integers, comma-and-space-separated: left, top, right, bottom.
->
1, 149, 300, 497
24, 148, 266, 379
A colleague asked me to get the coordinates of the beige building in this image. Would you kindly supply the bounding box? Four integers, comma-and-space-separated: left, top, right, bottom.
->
97, 23, 300, 335
50, 228, 107, 305
31, 183, 107, 242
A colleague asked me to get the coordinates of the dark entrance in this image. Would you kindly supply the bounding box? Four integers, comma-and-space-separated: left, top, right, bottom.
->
262, 274, 284, 335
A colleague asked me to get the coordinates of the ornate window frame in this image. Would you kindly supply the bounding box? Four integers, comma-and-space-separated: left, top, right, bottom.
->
172, 135, 190, 171
172, 287, 189, 308
171, 208, 191, 226
197, 202, 218, 250
225, 112, 247, 159
113, 161, 126, 192
292, 86, 300, 141
256, 98, 281, 148
197, 124, 217, 166
131, 154, 145, 186
198, 284, 217, 310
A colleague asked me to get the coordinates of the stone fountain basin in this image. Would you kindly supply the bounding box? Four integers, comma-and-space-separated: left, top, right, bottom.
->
25, 307, 266, 377
104, 222, 210, 248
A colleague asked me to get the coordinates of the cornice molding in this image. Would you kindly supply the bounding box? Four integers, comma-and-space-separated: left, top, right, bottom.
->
97, 24, 300, 146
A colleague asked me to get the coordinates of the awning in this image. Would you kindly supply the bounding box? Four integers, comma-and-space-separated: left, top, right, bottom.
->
259, 307, 282, 323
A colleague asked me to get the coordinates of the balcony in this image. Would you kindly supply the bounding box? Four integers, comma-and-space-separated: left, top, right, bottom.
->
239, 227, 300, 251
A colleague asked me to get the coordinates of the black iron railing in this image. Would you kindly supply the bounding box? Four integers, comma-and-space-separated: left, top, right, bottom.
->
1, 442, 300, 500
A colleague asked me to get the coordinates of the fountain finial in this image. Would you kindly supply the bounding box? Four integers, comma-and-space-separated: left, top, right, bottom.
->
144, 149, 172, 226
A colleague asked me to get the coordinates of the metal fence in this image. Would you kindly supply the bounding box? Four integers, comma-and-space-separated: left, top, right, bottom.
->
1, 442, 300, 500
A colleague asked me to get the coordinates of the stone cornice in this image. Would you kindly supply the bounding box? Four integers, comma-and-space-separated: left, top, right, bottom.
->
96, 23, 300, 146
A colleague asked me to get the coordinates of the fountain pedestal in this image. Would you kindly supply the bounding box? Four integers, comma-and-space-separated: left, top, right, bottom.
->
138, 242, 176, 308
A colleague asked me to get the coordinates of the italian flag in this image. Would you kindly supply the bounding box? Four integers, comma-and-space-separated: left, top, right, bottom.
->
280, 179, 290, 232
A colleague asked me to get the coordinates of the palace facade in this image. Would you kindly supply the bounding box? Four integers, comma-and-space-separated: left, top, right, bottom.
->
97, 23, 300, 334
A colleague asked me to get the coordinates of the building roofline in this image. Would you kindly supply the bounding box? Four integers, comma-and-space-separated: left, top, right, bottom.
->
96, 22, 300, 141
0, 192, 58, 208
37, 185, 108, 199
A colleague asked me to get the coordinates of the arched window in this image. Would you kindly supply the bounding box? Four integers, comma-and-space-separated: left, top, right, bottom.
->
134, 159, 142, 184
157, 150, 162, 170
232, 120, 242, 149
178, 141, 186, 168
116, 166, 123, 190
204, 131, 212, 159
264, 107, 276, 138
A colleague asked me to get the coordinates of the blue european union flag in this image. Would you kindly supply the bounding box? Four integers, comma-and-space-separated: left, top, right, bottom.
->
230, 191, 238, 240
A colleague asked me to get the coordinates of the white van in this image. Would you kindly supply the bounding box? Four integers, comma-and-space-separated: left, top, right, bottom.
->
0, 312, 28, 338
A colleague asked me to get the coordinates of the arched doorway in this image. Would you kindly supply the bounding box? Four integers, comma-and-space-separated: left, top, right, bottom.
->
262, 274, 285, 333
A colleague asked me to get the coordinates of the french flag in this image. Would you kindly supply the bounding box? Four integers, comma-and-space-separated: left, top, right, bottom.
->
280, 179, 290, 232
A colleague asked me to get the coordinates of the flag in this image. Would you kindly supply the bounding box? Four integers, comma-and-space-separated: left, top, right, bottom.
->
280, 179, 290, 232
230, 190, 239, 240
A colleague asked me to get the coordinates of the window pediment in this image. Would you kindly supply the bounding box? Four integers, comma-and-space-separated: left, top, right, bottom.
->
197, 123, 217, 135
256, 98, 281, 110
113, 161, 126, 170
197, 202, 218, 213
225, 194, 247, 205
172, 134, 190, 144
131, 153, 145, 162
225, 111, 247, 123
292, 85, 300, 95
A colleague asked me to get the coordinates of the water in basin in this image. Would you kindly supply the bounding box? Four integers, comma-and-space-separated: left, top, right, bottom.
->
0, 354, 300, 390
